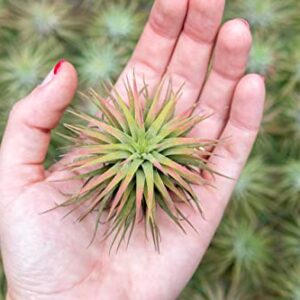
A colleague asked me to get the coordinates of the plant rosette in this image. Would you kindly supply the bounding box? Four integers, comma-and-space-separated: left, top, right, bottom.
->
51, 78, 221, 252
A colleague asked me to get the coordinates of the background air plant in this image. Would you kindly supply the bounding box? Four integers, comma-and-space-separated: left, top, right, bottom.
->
57, 78, 218, 251
179, 281, 251, 300
252, 96, 282, 154
278, 160, 300, 212
247, 36, 276, 76
285, 98, 300, 142
270, 265, 300, 299
76, 42, 123, 90
88, 1, 145, 45
0, 260, 6, 300
231, 157, 274, 220
280, 40, 300, 96
228, 0, 293, 31
0, 42, 62, 102
281, 217, 300, 266
7, 0, 81, 45
0, 2, 15, 46
206, 220, 272, 288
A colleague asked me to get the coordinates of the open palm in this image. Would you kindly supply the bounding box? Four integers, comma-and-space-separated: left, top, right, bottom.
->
0, 0, 265, 299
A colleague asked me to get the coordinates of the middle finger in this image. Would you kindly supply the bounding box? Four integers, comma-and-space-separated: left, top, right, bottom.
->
166, 0, 225, 112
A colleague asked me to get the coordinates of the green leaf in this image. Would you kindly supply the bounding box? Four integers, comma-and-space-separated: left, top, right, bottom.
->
162, 165, 200, 208
89, 89, 128, 132
142, 161, 155, 218
144, 78, 166, 128
160, 174, 191, 207
76, 143, 135, 155
146, 95, 176, 137
106, 192, 136, 252
68, 110, 131, 143
144, 153, 166, 174
73, 151, 130, 171
159, 115, 209, 139
77, 163, 121, 195
96, 163, 131, 200
107, 159, 143, 218
153, 151, 205, 185
156, 194, 186, 234
88, 194, 112, 246
153, 170, 177, 216
132, 77, 144, 128
135, 169, 146, 222
157, 138, 211, 152
64, 123, 116, 144
109, 85, 138, 139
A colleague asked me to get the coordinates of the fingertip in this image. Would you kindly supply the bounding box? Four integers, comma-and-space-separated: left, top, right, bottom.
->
33, 60, 78, 99
212, 18, 252, 80
231, 74, 266, 131
238, 73, 266, 95
218, 18, 252, 53
16, 60, 79, 131
150, 0, 188, 39
52, 60, 78, 91
36, 60, 78, 110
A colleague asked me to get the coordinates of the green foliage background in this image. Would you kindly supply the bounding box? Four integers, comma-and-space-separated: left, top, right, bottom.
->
0, 0, 299, 299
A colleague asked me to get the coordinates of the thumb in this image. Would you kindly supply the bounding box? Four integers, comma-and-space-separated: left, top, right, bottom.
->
0, 60, 78, 187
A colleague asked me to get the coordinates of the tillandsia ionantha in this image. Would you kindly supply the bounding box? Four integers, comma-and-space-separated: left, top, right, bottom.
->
0, 42, 63, 102
88, 1, 145, 43
55, 77, 220, 252
7, 0, 82, 44
229, 0, 293, 31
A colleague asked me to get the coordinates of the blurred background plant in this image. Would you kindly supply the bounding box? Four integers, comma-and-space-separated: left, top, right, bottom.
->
0, 0, 299, 299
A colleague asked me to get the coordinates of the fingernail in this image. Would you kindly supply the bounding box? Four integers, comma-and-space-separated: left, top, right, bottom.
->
54, 59, 66, 75
41, 59, 66, 86
238, 18, 250, 28
260, 75, 265, 82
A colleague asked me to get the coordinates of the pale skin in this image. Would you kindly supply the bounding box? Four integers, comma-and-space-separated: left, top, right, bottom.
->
0, 0, 265, 299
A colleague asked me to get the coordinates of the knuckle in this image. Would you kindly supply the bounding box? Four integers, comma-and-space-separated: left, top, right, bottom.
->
8, 100, 26, 122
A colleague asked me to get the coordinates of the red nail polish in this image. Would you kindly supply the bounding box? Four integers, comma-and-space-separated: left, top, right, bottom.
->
54, 59, 66, 75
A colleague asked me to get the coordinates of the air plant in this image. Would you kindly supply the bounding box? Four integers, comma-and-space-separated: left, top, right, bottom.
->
271, 96, 300, 157
257, 97, 282, 140
252, 96, 283, 158
247, 36, 276, 76
76, 42, 123, 90
271, 265, 300, 299
280, 39, 300, 96
0, 0, 6, 18
6, 0, 81, 44
229, 0, 292, 31
231, 157, 273, 220
278, 160, 300, 212
259, 95, 300, 158
88, 1, 145, 44
207, 220, 272, 288
179, 281, 251, 300
54, 78, 219, 251
285, 98, 300, 142
281, 217, 300, 266
0, 42, 62, 102
0, 259, 6, 299
0, 0, 12, 43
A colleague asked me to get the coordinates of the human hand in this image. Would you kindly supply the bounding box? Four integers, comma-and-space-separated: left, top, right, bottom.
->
0, 0, 265, 299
